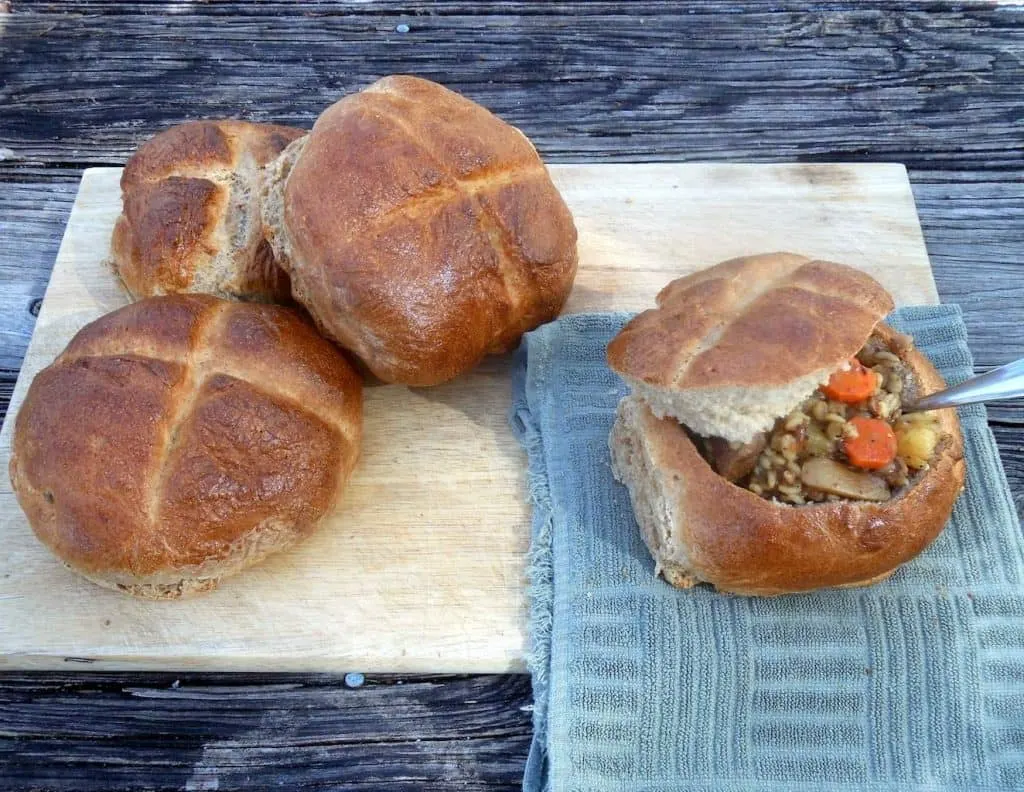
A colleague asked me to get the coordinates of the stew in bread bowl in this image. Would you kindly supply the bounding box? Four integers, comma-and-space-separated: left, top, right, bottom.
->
607, 253, 965, 595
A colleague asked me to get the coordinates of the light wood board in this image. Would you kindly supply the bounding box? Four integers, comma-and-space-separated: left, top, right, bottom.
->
0, 163, 939, 672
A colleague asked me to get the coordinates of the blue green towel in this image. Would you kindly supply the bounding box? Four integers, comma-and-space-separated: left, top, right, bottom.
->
510, 305, 1024, 792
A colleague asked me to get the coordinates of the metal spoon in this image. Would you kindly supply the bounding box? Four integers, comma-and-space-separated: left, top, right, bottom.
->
904, 357, 1024, 413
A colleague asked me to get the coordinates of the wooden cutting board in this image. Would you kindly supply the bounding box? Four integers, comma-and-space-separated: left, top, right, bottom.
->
0, 164, 939, 672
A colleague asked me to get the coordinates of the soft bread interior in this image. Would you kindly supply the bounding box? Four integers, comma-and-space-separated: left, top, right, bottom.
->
610, 395, 697, 586
260, 134, 307, 279
625, 362, 840, 445
191, 155, 267, 301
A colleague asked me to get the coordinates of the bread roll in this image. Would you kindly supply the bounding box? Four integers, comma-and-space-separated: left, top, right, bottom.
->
607, 253, 894, 443
9, 295, 362, 599
610, 322, 965, 595
112, 120, 305, 303
262, 75, 578, 386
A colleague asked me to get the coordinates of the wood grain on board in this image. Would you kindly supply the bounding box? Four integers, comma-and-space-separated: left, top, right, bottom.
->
0, 162, 938, 672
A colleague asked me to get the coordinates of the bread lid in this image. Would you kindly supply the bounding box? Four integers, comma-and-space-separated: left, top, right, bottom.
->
606, 253, 894, 443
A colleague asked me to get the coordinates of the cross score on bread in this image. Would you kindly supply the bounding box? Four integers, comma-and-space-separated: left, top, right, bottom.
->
9, 295, 362, 599
262, 75, 579, 386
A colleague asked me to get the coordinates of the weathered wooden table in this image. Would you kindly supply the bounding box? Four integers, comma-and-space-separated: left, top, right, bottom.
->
2, 3, 1022, 789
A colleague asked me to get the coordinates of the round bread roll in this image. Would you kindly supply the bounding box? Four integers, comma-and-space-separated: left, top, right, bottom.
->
9, 295, 362, 599
610, 323, 965, 596
607, 252, 895, 443
262, 75, 578, 386
112, 120, 305, 303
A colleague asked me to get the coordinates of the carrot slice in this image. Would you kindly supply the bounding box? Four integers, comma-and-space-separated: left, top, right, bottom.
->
843, 416, 897, 470
822, 358, 877, 403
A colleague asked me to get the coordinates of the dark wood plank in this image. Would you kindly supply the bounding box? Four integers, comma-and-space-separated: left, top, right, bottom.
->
913, 175, 1024, 368
1, 4, 1022, 168
0, 180, 76, 371
0, 673, 531, 791
993, 423, 1024, 519
0, 3, 1021, 378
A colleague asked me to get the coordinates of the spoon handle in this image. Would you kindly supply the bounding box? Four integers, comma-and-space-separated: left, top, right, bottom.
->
906, 357, 1024, 412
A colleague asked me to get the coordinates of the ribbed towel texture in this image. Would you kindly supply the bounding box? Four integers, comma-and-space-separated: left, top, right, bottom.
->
510, 305, 1024, 792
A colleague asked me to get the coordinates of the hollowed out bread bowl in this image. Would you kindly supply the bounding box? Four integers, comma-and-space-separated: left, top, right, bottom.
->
9, 294, 363, 599
607, 253, 965, 595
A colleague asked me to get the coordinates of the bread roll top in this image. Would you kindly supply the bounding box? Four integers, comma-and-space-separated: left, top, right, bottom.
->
607, 253, 895, 442
608, 252, 895, 389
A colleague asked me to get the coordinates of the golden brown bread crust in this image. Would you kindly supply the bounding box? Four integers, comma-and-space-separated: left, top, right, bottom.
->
9, 295, 363, 599
112, 120, 305, 303
610, 323, 965, 596
607, 252, 895, 389
269, 75, 578, 385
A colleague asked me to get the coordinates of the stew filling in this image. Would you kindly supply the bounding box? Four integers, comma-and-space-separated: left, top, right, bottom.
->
699, 332, 944, 505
